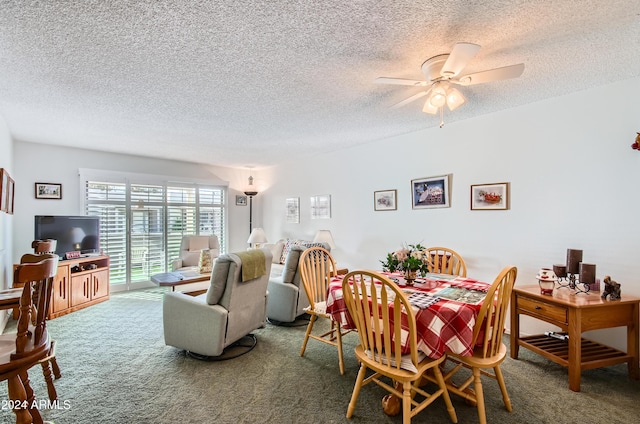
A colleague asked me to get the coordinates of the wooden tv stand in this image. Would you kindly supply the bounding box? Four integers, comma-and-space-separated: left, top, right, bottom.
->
14, 255, 110, 319
510, 285, 639, 392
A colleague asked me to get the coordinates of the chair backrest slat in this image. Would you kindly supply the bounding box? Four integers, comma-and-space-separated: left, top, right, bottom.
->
472, 266, 518, 358
299, 247, 336, 309
12, 256, 58, 358
426, 246, 467, 277
342, 270, 419, 372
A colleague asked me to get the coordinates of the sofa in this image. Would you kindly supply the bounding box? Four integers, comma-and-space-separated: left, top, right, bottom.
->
264, 239, 330, 323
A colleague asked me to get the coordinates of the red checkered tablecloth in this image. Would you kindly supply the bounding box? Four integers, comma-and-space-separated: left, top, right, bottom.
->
326, 272, 490, 359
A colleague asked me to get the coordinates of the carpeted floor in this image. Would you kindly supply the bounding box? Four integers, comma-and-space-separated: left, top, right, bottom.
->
1, 287, 639, 424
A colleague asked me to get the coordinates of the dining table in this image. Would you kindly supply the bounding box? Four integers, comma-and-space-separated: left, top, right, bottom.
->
326, 271, 491, 360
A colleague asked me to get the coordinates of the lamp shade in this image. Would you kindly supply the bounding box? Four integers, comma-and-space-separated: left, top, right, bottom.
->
247, 227, 268, 245
313, 230, 335, 249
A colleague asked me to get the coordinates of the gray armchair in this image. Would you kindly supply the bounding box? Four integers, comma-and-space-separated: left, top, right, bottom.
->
163, 248, 272, 358
171, 235, 220, 271
266, 243, 330, 324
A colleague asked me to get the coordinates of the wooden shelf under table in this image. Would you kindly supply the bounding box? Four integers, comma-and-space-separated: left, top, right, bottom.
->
510, 284, 640, 391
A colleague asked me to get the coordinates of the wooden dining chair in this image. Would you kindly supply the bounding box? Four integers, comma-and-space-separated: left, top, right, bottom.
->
19, 253, 62, 402
0, 256, 58, 424
341, 270, 458, 424
31, 239, 57, 255
426, 247, 467, 277
299, 246, 351, 375
440, 265, 518, 424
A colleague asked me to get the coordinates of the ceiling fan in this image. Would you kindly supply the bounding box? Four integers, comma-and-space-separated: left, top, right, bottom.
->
375, 42, 524, 127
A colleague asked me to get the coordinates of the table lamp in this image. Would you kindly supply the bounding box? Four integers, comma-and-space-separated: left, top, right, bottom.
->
313, 230, 335, 249
247, 227, 267, 248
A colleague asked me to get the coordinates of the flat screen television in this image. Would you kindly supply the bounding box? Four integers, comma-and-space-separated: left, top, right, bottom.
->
34, 215, 100, 260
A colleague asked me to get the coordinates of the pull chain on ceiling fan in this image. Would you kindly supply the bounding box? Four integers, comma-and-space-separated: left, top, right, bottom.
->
375, 42, 525, 127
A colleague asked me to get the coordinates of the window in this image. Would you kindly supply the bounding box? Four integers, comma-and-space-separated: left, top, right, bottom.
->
83, 174, 226, 287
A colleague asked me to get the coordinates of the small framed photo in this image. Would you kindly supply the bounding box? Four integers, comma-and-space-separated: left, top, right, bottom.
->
35, 182, 62, 200
471, 182, 510, 210
411, 175, 450, 209
235, 195, 247, 206
286, 197, 300, 223
0, 168, 9, 212
374, 189, 397, 211
310, 194, 331, 219
6, 176, 14, 214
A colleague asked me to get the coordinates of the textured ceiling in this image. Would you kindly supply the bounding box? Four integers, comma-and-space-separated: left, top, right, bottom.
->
0, 1, 639, 169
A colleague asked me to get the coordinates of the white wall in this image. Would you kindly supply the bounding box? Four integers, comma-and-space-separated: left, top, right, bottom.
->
11, 142, 255, 263
261, 76, 640, 350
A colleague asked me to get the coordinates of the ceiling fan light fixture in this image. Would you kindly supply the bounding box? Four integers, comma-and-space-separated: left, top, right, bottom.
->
422, 99, 439, 114
446, 87, 466, 111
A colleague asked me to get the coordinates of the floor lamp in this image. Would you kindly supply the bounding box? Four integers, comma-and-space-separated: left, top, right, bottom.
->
244, 175, 258, 235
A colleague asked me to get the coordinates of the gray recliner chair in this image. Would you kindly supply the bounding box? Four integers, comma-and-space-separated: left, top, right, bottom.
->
266, 243, 330, 324
171, 235, 220, 271
163, 248, 272, 358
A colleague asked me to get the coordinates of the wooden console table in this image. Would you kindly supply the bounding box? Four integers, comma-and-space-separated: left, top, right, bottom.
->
510, 285, 639, 391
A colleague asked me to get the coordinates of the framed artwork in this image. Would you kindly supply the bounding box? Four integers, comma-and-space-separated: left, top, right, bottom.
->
374, 189, 397, 211
0, 168, 8, 212
235, 195, 247, 206
310, 194, 331, 219
6, 176, 14, 214
471, 182, 510, 210
286, 197, 300, 223
411, 174, 451, 209
35, 182, 62, 199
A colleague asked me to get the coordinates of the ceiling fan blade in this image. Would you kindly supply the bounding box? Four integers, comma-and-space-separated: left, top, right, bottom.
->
440, 43, 481, 77
453, 63, 525, 85
390, 90, 430, 109
375, 77, 428, 87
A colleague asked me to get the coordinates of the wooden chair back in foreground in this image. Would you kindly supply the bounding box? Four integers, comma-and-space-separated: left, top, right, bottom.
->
31, 239, 57, 255
426, 247, 467, 277
341, 270, 458, 424
298, 246, 351, 375
19, 253, 63, 402
0, 256, 58, 424
441, 265, 518, 424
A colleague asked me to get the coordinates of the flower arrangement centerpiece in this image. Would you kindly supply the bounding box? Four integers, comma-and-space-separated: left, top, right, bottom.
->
380, 243, 432, 285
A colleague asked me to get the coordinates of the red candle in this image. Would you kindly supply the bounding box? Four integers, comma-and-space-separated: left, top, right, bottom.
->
566, 249, 583, 274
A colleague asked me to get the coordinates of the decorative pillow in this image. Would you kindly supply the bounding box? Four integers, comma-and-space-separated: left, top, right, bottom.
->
279, 239, 302, 264
300, 241, 328, 250
206, 258, 231, 305
270, 241, 285, 264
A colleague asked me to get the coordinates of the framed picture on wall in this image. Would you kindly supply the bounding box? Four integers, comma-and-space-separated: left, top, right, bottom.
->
0, 168, 8, 212
35, 182, 62, 199
310, 194, 331, 219
374, 189, 397, 211
286, 197, 300, 223
411, 175, 451, 209
6, 176, 14, 214
235, 195, 247, 206
470, 182, 510, 210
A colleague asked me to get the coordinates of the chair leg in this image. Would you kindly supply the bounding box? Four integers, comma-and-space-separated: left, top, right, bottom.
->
7, 374, 33, 424
334, 321, 345, 375
347, 364, 367, 418
50, 357, 62, 379
20, 371, 44, 424
432, 365, 458, 423
40, 360, 58, 401
402, 381, 412, 424
494, 365, 512, 412
471, 368, 486, 424
300, 314, 317, 356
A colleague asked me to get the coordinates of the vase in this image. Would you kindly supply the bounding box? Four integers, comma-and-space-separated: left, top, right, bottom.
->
404, 270, 417, 286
